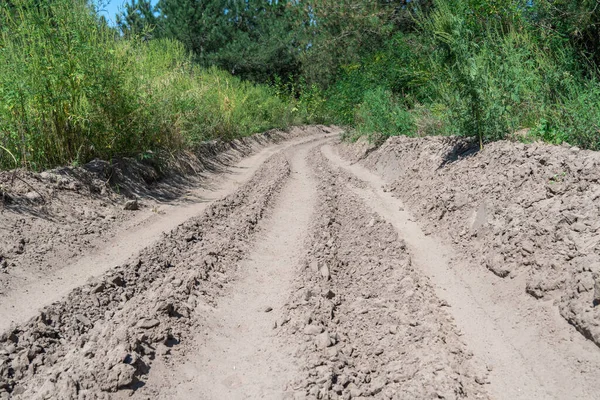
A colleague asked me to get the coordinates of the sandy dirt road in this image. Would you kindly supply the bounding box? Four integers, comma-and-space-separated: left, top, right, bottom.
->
321, 144, 600, 400
1, 131, 599, 399
0, 131, 331, 332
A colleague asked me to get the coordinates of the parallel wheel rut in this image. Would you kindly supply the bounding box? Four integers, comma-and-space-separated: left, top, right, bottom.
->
1, 131, 599, 400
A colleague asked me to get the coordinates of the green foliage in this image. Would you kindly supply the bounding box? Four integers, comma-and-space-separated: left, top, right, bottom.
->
314, 0, 600, 151
297, 0, 419, 89
320, 33, 428, 126
530, 119, 567, 146
294, 82, 328, 125
157, 0, 231, 59
158, 0, 301, 83
527, 0, 600, 69
355, 88, 415, 144
544, 81, 600, 149
116, 0, 160, 39
116, 0, 600, 151
0, 0, 299, 170
6, 0, 600, 172
422, 0, 542, 144
414, 0, 600, 148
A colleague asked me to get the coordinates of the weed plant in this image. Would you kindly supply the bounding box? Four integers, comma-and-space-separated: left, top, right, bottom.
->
0, 0, 301, 170
309, 0, 600, 150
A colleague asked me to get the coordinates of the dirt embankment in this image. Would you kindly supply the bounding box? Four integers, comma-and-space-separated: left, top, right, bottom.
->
338, 136, 600, 348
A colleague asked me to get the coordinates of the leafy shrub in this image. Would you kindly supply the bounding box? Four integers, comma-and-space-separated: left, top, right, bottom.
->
355, 88, 415, 144
0, 0, 299, 170
547, 82, 600, 149
314, 0, 600, 151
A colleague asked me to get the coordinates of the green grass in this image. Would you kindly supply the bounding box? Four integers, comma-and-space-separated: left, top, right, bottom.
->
310, 0, 600, 150
0, 0, 303, 170
354, 87, 414, 145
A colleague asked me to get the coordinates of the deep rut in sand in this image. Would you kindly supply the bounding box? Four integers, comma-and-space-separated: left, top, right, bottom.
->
0, 131, 331, 333
138, 139, 320, 399
320, 143, 600, 400
2, 130, 600, 400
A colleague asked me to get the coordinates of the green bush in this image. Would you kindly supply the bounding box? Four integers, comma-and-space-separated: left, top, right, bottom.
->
424, 1, 578, 143
0, 0, 299, 170
355, 87, 414, 144
545, 81, 600, 149
318, 0, 600, 151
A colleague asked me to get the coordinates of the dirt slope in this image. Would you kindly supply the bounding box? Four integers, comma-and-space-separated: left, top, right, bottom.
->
1, 130, 599, 400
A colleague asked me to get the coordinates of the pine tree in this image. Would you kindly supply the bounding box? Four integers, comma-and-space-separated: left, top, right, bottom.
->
116, 0, 160, 39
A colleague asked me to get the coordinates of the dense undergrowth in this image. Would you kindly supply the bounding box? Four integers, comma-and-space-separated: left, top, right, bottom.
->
0, 0, 303, 170
3, 0, 600, 171
313, 0, 600, 149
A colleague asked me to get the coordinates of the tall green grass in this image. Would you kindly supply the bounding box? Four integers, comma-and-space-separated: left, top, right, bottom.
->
314, 0, 600, 150
354, 87, 414, 144
0, 0, 300, 170
420, 0, 582, 146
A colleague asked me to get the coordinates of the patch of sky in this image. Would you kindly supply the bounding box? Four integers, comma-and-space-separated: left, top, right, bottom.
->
94, 0, 158, 26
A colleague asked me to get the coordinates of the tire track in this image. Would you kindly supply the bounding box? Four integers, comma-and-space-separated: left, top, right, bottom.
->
0, 130, 334, 333
321, 143, 600, 400
134, 138, 323, 399
1, 152, 293, 399
276, 145, 489, 399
